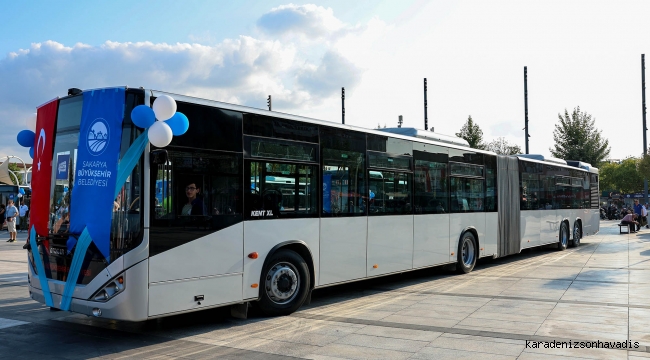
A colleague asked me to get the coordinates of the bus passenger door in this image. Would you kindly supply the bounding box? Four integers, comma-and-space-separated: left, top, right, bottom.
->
367, 171, 414, 276
147, 149, 245, 317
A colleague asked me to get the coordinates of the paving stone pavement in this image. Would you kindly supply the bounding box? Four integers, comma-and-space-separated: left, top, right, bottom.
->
1, 222, 649, 359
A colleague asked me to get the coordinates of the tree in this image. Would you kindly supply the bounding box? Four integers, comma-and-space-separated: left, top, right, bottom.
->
638, 153, 650, 181
7, 163, 23, 185
549, 107, 610, 166
485, 137, 522, 155
599, 158, 643, 194
455, 115, 485, 149
598, 162, 617, 193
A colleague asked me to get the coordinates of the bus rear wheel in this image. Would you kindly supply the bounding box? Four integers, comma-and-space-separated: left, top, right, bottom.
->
570, 222, 581, 247
558, 222, 569, 251
457, 232, 477, 274
259, 249, 310, 316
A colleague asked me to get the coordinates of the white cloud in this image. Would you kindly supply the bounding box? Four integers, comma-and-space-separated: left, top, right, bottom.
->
2, 1, 647, 163
257, 4, 344, 40
0, 6, 380, 160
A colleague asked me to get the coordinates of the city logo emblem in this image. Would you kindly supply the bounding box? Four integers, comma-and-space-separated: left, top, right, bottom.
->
87, 118, 110, 156
58, 161, 67, 174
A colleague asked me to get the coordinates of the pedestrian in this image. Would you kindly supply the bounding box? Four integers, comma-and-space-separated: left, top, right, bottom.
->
0, 204, 5, 231
643, 203, 649, 229
633, 199, 644, 230
5, 200, 18, 242
19, 201, 28, 232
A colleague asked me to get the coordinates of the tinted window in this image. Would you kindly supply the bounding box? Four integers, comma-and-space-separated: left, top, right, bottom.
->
244, 114, 318, 143
169, 102, 243, 152
245, 161, 318, 220
450, 178, 484, 212
449, 149, 484, 164
520, 173, 540, 210
519, 161, 543, 210
368, 171, 412, 215
368, 152, 411, 170
450, 162, 484, 177
367, 134, 388, 152
246, 137, 317, 162
414, 149, 448, 214
321, 128, 366, 217
56, 95, 83, 132
150, 150, 243, 256
367, 134, 412, 155
485, 155, 498, 212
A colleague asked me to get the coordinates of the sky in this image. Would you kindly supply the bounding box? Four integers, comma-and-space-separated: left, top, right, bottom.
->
1, 0, 649, 165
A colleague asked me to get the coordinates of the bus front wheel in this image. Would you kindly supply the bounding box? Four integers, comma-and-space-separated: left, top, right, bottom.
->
259, 249, 311, 316
457, 232, 477, 274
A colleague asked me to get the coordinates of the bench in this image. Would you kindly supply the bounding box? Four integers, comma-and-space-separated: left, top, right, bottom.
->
618, 223, 632, 234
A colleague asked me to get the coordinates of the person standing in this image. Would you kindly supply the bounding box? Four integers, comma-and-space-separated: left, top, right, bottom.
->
5, 200, 18, 242
19, 201, 28, 232
633, 199, 644, 229
0, 204, 5, 232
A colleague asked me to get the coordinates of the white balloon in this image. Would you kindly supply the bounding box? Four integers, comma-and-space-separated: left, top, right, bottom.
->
148, 121, 173, 147
17, 193, 23, 198
152, 95, 177, 121
26, 113, 37, 131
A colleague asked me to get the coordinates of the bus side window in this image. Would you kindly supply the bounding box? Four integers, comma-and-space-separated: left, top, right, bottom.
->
320, 128, 366, 217
245, 160, 317, 220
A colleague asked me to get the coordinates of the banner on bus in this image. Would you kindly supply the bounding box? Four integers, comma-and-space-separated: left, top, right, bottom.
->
30, 99, 59, 237
70, 88, 125, 260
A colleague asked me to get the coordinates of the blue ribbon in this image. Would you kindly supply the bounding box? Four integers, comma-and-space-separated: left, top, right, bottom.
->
58, 130, 149, 311
29, 226, 53, 307
59, 228, 92, 311
115, 129, 148, 199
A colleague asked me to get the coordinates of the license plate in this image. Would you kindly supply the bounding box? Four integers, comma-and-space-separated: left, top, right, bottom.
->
49, 247, 66, 256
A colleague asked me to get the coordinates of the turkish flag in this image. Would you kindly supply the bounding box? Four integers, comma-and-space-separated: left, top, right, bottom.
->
30, 99, 58, 236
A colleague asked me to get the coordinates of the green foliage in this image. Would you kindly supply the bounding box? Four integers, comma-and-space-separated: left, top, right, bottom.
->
7, 163, 23, 185
598, 162, 617, 193
455, 115, 486, 149
485, 137, 522, 155
638, 154, 650, 181
599, 158, 643, 194
549, 107, 610, 166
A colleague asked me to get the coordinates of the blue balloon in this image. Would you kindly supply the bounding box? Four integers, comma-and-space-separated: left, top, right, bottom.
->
17, 130, 35, 147
131, 105, 156, 129
19, 188, 25, 195
166, 112, 189, 136
29, 146, 34, 159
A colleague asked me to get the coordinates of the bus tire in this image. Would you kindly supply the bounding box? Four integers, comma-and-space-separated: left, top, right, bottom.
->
558, 222, 569, 251
259, 249, 310, 316
570, 222, 581, 248
457, 232, 477, 274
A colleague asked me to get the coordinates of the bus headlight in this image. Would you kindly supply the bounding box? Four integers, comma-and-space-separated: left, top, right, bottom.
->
92, 274, 125, 302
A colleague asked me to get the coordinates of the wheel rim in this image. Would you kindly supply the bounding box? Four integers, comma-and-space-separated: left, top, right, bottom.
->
462, 237, 475, 267
573, 224, 581, 245
561, 225, 568, 247
265, 262, 300, 305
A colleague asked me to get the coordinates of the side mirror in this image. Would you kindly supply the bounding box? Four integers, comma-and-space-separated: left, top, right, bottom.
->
151, 149, 168, 165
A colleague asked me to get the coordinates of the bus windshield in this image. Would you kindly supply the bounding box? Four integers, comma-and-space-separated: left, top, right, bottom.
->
41, 89, 145, 285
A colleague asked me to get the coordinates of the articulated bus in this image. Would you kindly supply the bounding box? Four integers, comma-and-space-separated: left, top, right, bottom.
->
28, 87, 599, 320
